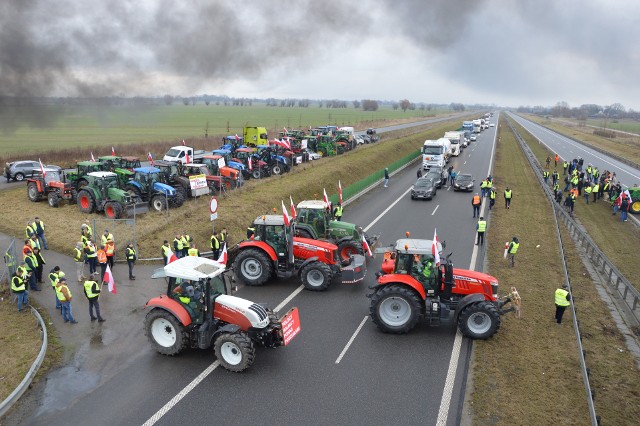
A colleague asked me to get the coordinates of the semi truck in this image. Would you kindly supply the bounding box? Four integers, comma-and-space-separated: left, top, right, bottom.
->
422, 138, 451, 170
472, 119, 482, 134
243, 126, 268, 148
443, 131, 463, 157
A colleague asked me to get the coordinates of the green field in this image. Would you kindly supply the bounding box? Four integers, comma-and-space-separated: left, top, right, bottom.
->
0, 103, 450, 157
584, 118, 640, 134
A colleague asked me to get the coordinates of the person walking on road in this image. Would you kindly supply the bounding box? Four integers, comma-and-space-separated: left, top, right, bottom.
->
74, 242, 85, 282
97, 244, 108, 281
48, 266, 62, 310
504, 187, 513, 209
84, 273, 105, 322
489, 187, 496, 210
554, 284, 571, 324
475, 217, 487, 246
56, 277, 77, 324
105, 237, 115, 269
563, 160, 568, 175
507, 237, 519, 267
85, 241, 97, 275
472, 193, 481, 218
449, 169, 457, 186
383, 168, 389, 188
620, 194, 630, 222
125, 243, 136, 280
333, 203, 343, 221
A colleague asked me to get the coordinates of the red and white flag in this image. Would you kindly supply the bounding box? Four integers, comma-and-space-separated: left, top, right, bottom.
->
111, 146, 116, 156
362, 234, 373, 257
323, 188, 330, 205
290, 195, 297, 219
147, 152, 154, 166
91, 152, 96, 162
182, 139, 186, 146
282, 200, 291, 226
283, 127, 288, 134
432, 228, 440, 266
216, 244, 228, 265
39, 158, 46, 178
338, 180, 343, 204
104, 264, 117, 294
185, 152, 191, 164
166, 247, 178, 264
235, 133, 240, 141
247, 156, 253, 171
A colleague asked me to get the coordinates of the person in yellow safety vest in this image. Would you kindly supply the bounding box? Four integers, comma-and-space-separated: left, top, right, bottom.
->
23, 248, 39, 291
554, 284, 571, 324
173, 234, 184, 259
486, 178, 493, 192
73, 242, 86, 282
593, 167, 599, 180
56, 277, 77, 323
84, 221, 93, 239
480, 179, 488, 197
181, 231, 191, 258
504, 187, 513, 209
570, 175, 578, 188
220, 227, 228, 250
507, 236, 519, 267
476, 217, 487, 246
33, 246, 46, 285
586, 165, 592, 177
592, 182, 600, 203
210, 233, 221, 260
584, 184, 592, 204
105, 238, 115, 269
49, 266, 63, 309
12, 271, 28, 312
562, 161, 568, 175
25, 221, 36, 239
419, 258, 435, 289
472, 193, 481, 218
85, 241, 97, 275
188, 244, 200, 257
489, 187, 497, 210
101, 229, 114, 246
553, 182, 560, 197
333, 203, 343, 221
32, 217, 48, 250
161, 240, 172, 265
28, 234, 41, 251
84, 273, 105, 322
543, 171, 549, 184
125, 243, 136, 280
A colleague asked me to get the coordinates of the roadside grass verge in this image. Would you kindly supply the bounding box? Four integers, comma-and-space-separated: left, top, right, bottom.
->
510, 118, 640, 293
470, 116, 640, 425
0, 117, 468, 262
523, 114, 640, 165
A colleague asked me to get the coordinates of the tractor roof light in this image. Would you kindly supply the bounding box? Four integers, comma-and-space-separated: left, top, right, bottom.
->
405, 231, 410, 237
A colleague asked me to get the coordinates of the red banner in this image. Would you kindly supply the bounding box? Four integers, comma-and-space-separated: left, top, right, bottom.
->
281, 307, 301, 346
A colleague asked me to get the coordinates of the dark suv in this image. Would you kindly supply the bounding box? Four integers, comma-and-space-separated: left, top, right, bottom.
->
5, 161, 40, 182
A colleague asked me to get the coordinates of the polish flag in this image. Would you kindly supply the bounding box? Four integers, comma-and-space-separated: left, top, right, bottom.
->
104, 264, 117, 294
362, 234, 373, 257
290, 195, 297, 219
147, 152, 154, 166
235, 134, 240, 141
166, 247, 178, 264
185, 152, 191, 164
338, 180, 343, 204
283, 127, 288, 134
282, 200, 291, 226
432, 228, 440, 266
111, 146, 116, 156
323, 188, 330, 206
91, 152, 96, 162
38, 158, 46, 178
247, 156, 253, 171
216, 244, 228, 265
182, 139, 186, 146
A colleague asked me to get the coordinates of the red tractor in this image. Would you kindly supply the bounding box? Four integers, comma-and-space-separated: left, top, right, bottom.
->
145, 256, 300, 372
27, 168, 77, 207
369, 237, 515, 339
231, 215, 366, 291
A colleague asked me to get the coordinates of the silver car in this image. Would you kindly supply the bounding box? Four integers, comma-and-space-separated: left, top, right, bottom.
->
5, 160, 39, 182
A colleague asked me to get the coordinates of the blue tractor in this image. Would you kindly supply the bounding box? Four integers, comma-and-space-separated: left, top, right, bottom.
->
126, 167, 183, 211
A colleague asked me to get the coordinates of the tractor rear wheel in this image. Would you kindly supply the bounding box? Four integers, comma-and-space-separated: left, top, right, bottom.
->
458, 301, 501, 340
48, 192, 60, 208
337, 240, 364, 262
252, 170, 262, 179
171, 190, 185, 208
295, 228, 314, 239
233, 249, 273, 286
214, 332, 255, 372
370, 285, 422, 334
144, 309, 188, 356
272, 165, 282, 175
150, 194, 166, 211
27, 182, 42, 202
77, 190, 95, 213
631, 200, 640, 214
77, 178, 88, 189
301, 261, 332, 291
126, 184, 142, 199
104, 202, 123, 219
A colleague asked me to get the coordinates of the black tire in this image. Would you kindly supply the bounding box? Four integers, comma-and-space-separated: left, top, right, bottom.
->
48, 192, 60, 208
77, 189, 95, 213
295, 228, 314, 239
70, 189, 78, 204
171, 190, 185, 208
272, 165, 282, 175
252, 170, 262, 179
126, 184, 142, 199
457, 301, 501, 340
144, 309, 188, 356
300, 261, 332, 291
104, 201, 123, 219
214, 332, 256, 372
150, 194, 167, 211
337, 240, 364, 262
15, 172, 24, 182
233, 248, 273, 286
27, 182, 42, 202
77, 178, 88, 189
370, 285, 422, 334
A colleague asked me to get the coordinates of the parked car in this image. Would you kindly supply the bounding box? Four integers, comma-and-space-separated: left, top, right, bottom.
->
453, 173, 475, 191
366, 128, 377, 135
361, 134, 372, 144
5, 161, 60, 182
411, 177, 437, 200
354, 135, 365, 145
424, 167, 448, 188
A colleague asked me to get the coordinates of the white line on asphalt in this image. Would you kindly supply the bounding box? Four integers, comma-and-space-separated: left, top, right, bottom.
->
431, 205, 439, 215
447, 185, 451, 191
142, 361, 220, 426
463, 161, 467, 165
275, 285, 305, 313
335, 316, 368, 364
363, 186, 413, 232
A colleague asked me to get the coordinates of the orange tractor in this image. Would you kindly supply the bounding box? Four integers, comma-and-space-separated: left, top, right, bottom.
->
27, 167, 76, 207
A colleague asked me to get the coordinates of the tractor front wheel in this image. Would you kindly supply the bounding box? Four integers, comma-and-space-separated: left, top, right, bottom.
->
48, 192, 60, 208
77, 190, 95, 213
144, 309, 188, 356
126, 184, 142, 199
370, 285, 422, 334
214, 332, 256, 372
301, 261, 332, 291
150, 194, 166, 211
27, 182, 42, 202
458, 301, 501, 340
233, 249, 273, 286
104, 202, 123, 219
272, 165, 282, 175
252, 170, 262, 179
171, 190, 185, 208
337, 240, 364, 262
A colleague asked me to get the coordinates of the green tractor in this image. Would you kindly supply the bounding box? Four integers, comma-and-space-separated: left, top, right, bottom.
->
316, 135, 338, 157
77, 172, 149, 218
66, 161, 105, 189
293, 200, 379, 262
627, 186, 640, 214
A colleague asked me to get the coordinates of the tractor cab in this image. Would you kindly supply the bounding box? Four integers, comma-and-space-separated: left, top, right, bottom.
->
212, 149, 246, 173
391, 239, 443, 293
120, 156, 142, 170
153, 160, 181, 182
132, 167, 165, 192
251, 215, 293, 265
296, 200, 330, 236
98, 155, 123, 172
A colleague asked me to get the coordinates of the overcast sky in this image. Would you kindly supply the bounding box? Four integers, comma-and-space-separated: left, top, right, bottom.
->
1, 0, 638, 110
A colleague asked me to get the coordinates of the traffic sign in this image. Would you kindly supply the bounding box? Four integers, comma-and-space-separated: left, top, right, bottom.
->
209, 197, 218, 213
210, 212, 218, 221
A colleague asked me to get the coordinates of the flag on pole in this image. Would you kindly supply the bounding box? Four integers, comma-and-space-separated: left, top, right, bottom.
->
91, 152, 96, 162
185, 152, 191, 164
104, 264, 117, 294
338, 180, 343, 204
283, 127, 288, 134
247, 155, 253, 171
432, 228, 440, 266
323, 188, 330, 205
282, 200, 291, 226
182, 139, 186, 146
362, 234, 373, 257
39, 159, 46, 178
235, 133, 240, 141
166, 247, 178, 264
111, 146, 116, 156
216, 244, 228, 265
290, 195, 297, 219
147, 152, 154, 166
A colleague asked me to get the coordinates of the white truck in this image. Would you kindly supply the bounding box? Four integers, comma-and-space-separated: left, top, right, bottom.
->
422, 138, 451, 170
163, 146, 207, 164
443, 131, 463, 157
472, 119, 482, 134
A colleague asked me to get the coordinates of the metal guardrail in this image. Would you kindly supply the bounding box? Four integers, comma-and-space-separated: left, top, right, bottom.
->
507, 119, 599, 426
0, 306, 48, 418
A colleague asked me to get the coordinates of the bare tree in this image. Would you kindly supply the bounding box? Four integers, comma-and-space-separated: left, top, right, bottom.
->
399, 99, 410, 112
164, 95, 174, 106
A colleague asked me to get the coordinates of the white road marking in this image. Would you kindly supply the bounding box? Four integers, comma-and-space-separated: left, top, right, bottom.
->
447, 185, 451, 191
275, 285, 305, 313
431, 205, 439, 215
335, 316, 368, 364
464, 161, 467, 165
363, 186, 413, 232
142, 361, 220, 426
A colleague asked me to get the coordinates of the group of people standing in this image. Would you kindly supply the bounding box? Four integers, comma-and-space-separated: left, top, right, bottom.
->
163, 228, 228, 265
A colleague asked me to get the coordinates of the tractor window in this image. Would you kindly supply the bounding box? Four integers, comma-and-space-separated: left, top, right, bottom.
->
395, 253, 413, 274
210, 276, 225, 296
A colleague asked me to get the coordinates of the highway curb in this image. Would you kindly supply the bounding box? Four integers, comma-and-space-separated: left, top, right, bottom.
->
0, 306, 48, 418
